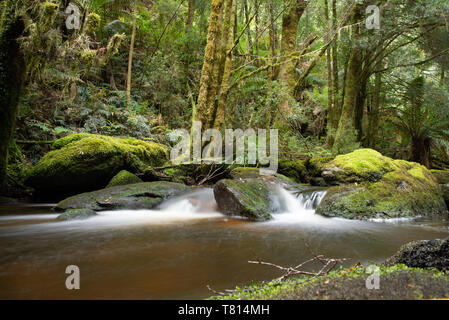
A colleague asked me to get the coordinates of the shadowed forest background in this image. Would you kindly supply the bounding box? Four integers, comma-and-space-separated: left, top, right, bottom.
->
1, 0, 449, 197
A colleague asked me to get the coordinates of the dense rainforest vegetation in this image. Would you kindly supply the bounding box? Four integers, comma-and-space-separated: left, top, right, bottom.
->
0, 0, 449, 198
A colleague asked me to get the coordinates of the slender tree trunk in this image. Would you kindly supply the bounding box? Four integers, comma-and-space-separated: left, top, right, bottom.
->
214, 0, 237, 129
187, 0, 194, 28
126, 0, 137, 108
366, 70, 382, 148
267, 0, 277, 128
354, 78, 367, 141
196, 0, 225, 129
277, 0, 307, 118
0, 13, 26, 191
333, 5, 363, 154
324, 0, 334, 146
243, 0, 253, 57
331, 0, 339, 129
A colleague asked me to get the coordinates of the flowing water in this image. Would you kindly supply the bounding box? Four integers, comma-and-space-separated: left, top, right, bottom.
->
0, 187, 448, 299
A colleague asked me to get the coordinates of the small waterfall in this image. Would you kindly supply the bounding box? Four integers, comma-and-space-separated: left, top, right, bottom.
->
272, 187, 327, 223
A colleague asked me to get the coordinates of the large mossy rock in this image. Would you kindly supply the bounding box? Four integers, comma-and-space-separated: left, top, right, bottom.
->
213, 179, 280, 221
54, 181, 192, 211
214, 167, 304, 221
106, 170, 142, 188
316, 149, 447, 220
431, 170, 449, 184
26, 133, 168, 197
385, 238, 449, 271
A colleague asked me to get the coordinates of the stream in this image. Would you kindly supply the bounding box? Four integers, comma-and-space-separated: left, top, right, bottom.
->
0, 187, 448, 299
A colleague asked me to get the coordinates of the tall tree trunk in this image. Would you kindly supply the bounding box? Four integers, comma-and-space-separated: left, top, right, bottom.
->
243, 0, 253, 57
332, 4, 363, 154
214, 0, 237, 129
0, 13, 25, 191
331, 0, 339, 132
267, 0, 277, 128
354, 78, 367, 141
366, 70, 382, 148
196, 0, 225, 129
126, 0, 137, 108
324, 0, 334, 146
277, 0, 307, 118
187, 0, 194, 28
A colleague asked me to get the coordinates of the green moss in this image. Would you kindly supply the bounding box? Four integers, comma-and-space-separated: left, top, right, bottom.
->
278, 159, 307, 183
307, 155, 334, 177
431, 170, 449, 184
214, 179, 274, 221
26, 133, 168, 197
57, 208, 97, 221
316, 149, 446, 219
106, 170, 142, 188
209, 264, 449, 300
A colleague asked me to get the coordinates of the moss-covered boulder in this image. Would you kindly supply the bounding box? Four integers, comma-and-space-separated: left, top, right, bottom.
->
106, 170, 142, 188
57, 208, 97, 221
278, 159, 307, 183
54, 181, 193, 211
431, 170, 449, 184
213, 179, 281, 221
316, 149, 447, 219
26, 133, 168, 197
385, 238, 449, 271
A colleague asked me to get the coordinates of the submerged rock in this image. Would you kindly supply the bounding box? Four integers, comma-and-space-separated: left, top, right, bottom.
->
54, 181, 193, 211
316, 149, 446, 220
106, 170, 142, 188
26, 133, 168, 198
57, 208, 97, 221
213, 179, 279, 221
385, 238, 449, 271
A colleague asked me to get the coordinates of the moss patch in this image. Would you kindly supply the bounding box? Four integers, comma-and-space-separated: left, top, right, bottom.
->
278, 159, 307, 183
26, 133, 168, 198
316, 149, 446, 219
55, 181, 193, 211
209, 264, 449, 300
106, 170, 142, 188
431, 170, 449, 184
213, 179, 278, 221
57, 208, 97, 221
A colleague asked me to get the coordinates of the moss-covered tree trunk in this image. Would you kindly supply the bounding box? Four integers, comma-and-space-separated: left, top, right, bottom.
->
0, 12, 25, 191
277, 0, 307, 117
196, 0, 224, 129
214, 0, 237, 129
332, 6, 363, 154
126, 0, 137, 108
